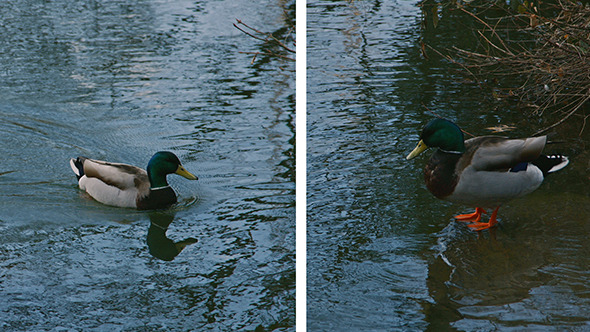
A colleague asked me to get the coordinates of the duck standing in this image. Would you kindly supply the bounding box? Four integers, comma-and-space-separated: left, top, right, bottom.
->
406, 118, 568, 231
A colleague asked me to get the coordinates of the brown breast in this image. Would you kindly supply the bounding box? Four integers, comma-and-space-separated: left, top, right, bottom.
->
424, 150, 461, 199
136, 187, 177, 210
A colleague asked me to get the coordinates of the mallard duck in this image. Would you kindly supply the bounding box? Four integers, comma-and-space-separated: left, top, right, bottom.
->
70, 151, 198, 210
406, 118, 568, 231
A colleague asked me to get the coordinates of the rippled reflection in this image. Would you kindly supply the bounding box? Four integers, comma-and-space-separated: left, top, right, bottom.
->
0, 0, 294, 329
308, 0, 589, 330
147, 211, 197, 261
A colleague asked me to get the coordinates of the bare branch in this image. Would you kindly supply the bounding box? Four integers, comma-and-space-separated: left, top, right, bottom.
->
437, 1, 590, 134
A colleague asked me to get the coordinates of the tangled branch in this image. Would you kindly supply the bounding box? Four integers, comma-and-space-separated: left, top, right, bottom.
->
234, 18, 295, 64
447, 1, 590, 134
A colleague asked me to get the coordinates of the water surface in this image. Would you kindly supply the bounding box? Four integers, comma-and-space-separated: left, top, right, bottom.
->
0, 0, 294, 330
308, 1, 590, 330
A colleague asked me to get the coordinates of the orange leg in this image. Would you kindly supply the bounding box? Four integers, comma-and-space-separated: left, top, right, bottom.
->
468, 206, 500, 231
454, 207, 486, 223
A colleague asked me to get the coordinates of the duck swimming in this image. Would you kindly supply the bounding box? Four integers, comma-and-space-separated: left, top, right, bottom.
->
70, 151, 197, 210
406, 118, 568, 231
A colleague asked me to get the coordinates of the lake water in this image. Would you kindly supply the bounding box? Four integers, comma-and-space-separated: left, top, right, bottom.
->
308, 1, 590, 331
0, 0, 294, 330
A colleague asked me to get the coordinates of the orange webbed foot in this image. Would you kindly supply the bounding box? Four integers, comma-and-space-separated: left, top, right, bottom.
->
467, 207, 500, 231
454, 207, 486, 223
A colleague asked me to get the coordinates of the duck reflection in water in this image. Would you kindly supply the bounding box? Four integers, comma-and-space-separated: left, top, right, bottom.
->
147, 211, 197, 261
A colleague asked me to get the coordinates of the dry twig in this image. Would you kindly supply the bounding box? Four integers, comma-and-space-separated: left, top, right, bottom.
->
233, 19, 295, 64
443, 0, 590, 134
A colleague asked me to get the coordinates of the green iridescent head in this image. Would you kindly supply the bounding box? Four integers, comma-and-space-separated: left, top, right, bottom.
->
147, 151, 198, 188
406, 118, 465, 160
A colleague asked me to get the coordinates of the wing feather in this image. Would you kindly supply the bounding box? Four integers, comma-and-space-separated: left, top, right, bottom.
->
73, 157, 151, 208
78, 176, 139, 208
466, 136, 547, 171
81, 158, 148, 191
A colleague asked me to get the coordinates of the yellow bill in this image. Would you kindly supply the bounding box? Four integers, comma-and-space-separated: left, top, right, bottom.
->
406, 139, 429, 160
175, 165, 198, 180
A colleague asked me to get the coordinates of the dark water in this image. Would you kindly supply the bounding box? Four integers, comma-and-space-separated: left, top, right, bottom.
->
0, 0, 294, 330
308, 1, 590, 331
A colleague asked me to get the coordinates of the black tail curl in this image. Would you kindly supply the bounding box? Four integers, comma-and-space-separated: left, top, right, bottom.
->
70, 157, 86, 181
532, 154, 569, 177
